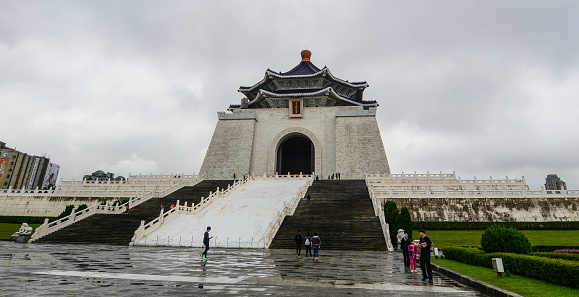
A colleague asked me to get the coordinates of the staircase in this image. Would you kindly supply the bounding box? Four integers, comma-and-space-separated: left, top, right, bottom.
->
269, 180, 387, 251
35, 180, 233, 245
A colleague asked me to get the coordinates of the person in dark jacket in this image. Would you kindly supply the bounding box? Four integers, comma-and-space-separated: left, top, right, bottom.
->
200, 226, 212, 262
400, 232, 411, 268
295, 230, 303, 257
419, 229, 433, 282
311, 232, 321, 262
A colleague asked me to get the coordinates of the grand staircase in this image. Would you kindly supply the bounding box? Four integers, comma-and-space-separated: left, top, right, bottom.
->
269, 180, 387, 251
35, 180, 233, 245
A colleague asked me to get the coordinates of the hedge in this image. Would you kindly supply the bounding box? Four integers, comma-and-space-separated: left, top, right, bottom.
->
413, 221, 579, 230
533, 252, 579, 262
532, 246, 579, 252
0, 216, 55, 224
443, 246, 579, 288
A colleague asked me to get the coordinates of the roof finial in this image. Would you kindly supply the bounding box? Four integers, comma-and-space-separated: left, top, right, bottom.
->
301, 49, 311, 62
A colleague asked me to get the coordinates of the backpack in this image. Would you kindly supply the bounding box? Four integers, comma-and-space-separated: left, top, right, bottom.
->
305, 238, 310, 246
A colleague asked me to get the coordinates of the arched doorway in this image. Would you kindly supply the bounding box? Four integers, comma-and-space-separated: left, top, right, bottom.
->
276, 134, 314, 175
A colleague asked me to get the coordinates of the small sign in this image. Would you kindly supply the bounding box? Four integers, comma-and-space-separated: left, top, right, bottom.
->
289, 98, 303, 118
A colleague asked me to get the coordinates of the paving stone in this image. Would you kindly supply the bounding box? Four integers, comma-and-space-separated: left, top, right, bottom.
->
0, 242, 486, 296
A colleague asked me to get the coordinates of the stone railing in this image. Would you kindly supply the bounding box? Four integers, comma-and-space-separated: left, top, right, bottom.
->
2, 175, 201, 198
365, 178, 394, 251
369, 187, 579, 200
131, 174, 315, 248
366, 172, 527, 188
130, 177, 252, 246
29, 176, 203, 243
256, 175, 314, 248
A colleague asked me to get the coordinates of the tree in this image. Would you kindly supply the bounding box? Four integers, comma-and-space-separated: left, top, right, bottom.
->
384, 201, 399, 244
396, 207, 413, 239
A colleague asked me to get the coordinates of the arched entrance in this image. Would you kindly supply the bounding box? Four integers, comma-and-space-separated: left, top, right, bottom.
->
276, 134, 314, 175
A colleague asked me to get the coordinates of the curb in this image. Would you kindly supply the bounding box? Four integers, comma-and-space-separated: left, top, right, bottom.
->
432, 263, 523, 297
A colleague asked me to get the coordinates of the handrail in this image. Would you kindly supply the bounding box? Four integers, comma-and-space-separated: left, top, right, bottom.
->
29, 176, 203, 243
365, 177, 394, 251
256, 176, 314, 248
130, 177, 253, 245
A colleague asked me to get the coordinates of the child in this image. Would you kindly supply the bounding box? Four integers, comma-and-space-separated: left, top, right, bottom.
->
408, 240, 418, 273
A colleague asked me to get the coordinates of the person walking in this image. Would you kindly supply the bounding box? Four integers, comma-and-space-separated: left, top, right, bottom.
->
307, 194, 311, 204
400, 232, 411, 268
294, 230, 303, 257
304, 232, 312, 257
408, 240, 418, 273
311, 232, 321, 262
200, 226, 213, 262
419, 229, 433, 282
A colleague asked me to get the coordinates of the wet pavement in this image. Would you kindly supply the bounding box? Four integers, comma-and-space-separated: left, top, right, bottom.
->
0, 242, 486, 296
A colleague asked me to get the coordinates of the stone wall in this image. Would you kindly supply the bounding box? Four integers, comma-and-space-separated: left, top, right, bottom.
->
336, 109, 390, 179
382, 197, 579, 222
199, 114, 256, 180
199, 106, 391, 179
0, 195, 117, 217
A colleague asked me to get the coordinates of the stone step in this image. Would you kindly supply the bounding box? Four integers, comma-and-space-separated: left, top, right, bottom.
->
270, 180, 387, 251
35, 180, 233, 245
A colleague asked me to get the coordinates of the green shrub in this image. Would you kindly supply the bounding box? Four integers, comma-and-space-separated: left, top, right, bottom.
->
56, 205, 75, 220
481, 225, 531, 254
532, 246, 579, 252
75, 204, 88, 212
396, 207, 413, 239
443, 246, 579, 288
413, 221, 579, 230
384, 201, 399, 244
0, 216, 55, 224
533, 252, 579, 262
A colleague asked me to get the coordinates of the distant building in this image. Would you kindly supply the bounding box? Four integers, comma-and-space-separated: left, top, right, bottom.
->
545, 174, 567, 191
0, 141, 60, 190
83, 170, 125, 182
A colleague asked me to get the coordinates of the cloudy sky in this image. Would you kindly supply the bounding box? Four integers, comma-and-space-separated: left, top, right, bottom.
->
1, 1, 578, 189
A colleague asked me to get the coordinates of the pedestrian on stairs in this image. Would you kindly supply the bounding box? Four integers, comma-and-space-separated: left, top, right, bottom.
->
200, 226, 212, 262
304, 232, 312, 257
307, 194, 311, 204
295, 230, 303, 257
311, 232, 321, 262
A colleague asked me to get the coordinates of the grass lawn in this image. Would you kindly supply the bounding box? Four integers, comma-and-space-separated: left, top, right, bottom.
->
0, 223, 42, 240
421, 230, 579, 247
432, 258, 579, 297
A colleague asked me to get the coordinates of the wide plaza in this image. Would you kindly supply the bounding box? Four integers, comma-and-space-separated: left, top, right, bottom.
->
0, 242, 484, 296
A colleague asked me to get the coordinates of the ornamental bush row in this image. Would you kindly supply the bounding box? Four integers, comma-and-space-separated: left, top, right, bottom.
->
443, 246, 579, 288
0, 216, 54, 224
533, 252, 579, 262
412, 221, 579, 230
532, 245, 579, 252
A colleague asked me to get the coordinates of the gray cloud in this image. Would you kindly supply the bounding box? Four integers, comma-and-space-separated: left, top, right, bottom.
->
1, 1, 578, 189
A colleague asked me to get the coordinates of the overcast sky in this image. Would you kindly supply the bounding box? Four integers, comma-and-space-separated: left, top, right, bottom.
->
1, 1, 578, 190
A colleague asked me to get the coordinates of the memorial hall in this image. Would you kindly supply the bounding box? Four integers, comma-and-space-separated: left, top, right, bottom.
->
1, 50, 578, 251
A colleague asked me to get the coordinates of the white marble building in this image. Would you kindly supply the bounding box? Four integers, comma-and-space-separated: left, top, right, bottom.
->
199, 50, 390, 180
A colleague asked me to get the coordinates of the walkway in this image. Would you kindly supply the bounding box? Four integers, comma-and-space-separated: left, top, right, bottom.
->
0, 242, 485, 296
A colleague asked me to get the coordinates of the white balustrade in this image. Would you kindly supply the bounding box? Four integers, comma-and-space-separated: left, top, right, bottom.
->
131, 174, 315, 248
29, 176, 203, 243
130, 176, 258, 246
365, 178, 394, 251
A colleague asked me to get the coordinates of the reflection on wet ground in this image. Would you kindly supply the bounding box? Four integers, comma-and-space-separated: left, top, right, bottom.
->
0, 242, 486, 296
